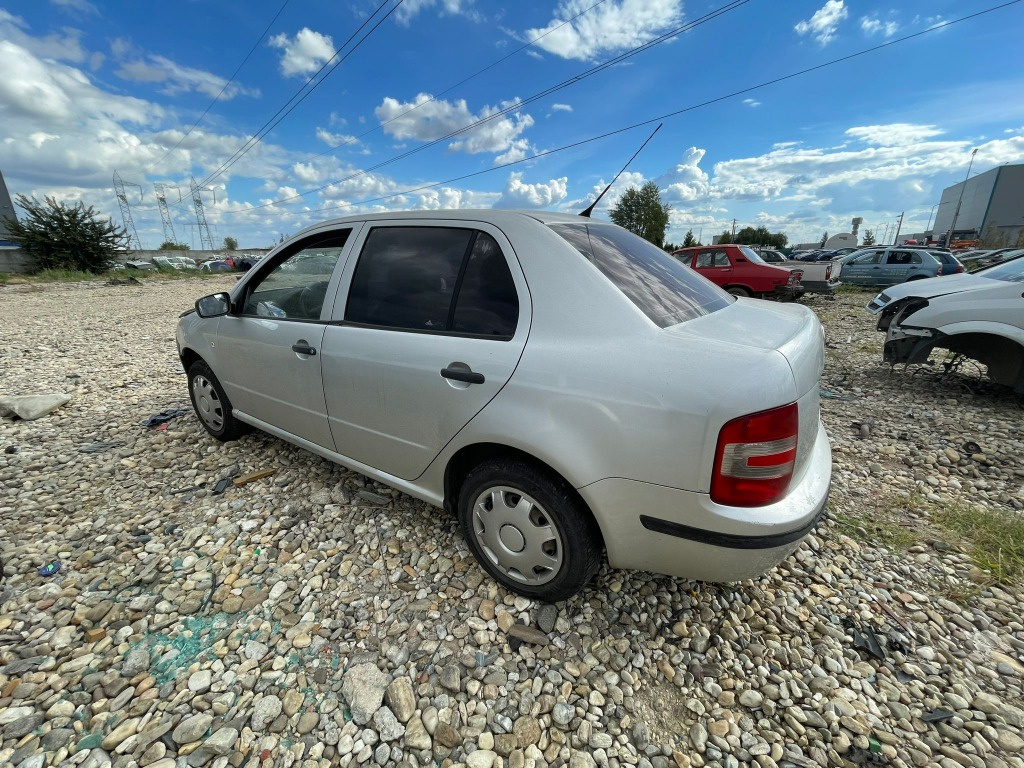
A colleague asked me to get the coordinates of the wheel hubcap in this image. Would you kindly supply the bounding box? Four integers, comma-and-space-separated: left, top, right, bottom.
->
192, 375, 224, 431
472, 486, 563, 586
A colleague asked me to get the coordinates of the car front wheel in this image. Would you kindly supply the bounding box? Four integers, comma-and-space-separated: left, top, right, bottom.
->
458, 459, 602, 601
187, 360, 250, 441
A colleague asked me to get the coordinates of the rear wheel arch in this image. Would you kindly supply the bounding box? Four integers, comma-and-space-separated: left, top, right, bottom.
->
443, 443, 605, 545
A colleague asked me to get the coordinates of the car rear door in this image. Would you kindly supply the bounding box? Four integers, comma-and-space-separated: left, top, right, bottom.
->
841, 250, 882, 285
320, 220, 530, 480
214, 227, 358, 450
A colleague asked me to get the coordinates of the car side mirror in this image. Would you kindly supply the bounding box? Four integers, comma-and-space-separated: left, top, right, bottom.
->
196, 292, 231, 318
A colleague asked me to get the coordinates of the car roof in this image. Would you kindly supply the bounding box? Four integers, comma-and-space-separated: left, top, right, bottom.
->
291, 209, 593, 234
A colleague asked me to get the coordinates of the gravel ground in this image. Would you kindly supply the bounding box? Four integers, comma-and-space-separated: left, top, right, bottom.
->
1, 277, 1023, 768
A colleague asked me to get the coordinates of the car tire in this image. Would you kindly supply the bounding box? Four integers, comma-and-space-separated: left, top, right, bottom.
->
187, 360, 250, 441
726, 286, 751, 297
458, 458, 602, 601
906, 275, 927, 281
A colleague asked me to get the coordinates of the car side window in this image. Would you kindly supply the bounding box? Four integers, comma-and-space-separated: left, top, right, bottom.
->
242, 231, 350, 320
452, 233, 519, 337
888, 251, 913, 266
345, 226, 517, 338
696, 250, 728, 268
910, 252, 922, 264
852, 251, 882, 265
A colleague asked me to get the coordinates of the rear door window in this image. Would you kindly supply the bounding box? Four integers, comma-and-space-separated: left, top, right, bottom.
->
344, 226, 519, 339
550, 222, 731, 328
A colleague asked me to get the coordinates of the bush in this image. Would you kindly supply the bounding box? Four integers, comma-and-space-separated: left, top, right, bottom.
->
159, 241, 191, 251
1, 195, 131, 274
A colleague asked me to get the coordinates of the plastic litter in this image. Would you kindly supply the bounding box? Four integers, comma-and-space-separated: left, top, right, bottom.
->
78, 441, 124, 454
38, 561, 61, 578
213, 477, 233, 495
962, 441, 981, 455
843, 616, 887, 661
0, 393, 72, 421
139, 408, 190, 428
921, 709, 955, 723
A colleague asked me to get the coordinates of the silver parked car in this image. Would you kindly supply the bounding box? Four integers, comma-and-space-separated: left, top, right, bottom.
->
867, 254, 1024, 392
177, 211, 832, 599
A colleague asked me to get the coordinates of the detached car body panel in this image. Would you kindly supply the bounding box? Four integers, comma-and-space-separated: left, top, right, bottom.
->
177, 211, 831, 596
867, 260, 1024, 392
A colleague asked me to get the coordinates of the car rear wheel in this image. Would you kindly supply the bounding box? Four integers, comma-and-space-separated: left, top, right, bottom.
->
187, 360, 250, 441
458, 459, 602, 601
726, 286, 751, 297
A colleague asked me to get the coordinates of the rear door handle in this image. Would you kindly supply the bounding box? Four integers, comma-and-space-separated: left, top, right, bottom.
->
292, 341, 317, 356
441, 367, 484, 384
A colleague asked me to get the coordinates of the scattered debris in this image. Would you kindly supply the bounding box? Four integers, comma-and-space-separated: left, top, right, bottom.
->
921, 709, 955, 723
37, 561, 61, 578
962, 441, 981, 455
233, 468, 277, 487
843, 616, 887, 661
139, 408, 189, 428
213, 477, 234, 495
0, 393, 71, 421
851, 420, 874, 439
820, 387, 858, 400
3, 446, 16, 455
106, 275, 142, 286
357, 489, 391, 505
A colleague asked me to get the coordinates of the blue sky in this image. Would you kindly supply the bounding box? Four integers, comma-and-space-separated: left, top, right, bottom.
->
2, 0, 1024, 249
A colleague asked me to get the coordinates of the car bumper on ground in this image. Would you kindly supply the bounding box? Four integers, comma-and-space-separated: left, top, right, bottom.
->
773, 285, 805, 301
577, 420, 832, 582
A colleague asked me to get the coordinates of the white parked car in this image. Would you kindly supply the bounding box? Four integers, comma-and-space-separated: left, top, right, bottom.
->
176, 211, 832, 599
867, 255, 1024, 393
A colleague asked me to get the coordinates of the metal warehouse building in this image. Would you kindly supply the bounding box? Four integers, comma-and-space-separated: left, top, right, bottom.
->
932, 162, 1024, 248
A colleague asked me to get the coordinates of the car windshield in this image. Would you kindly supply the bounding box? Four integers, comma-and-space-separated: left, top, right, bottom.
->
738, 245, 767, 264
978, 256, 1024, 282
549, 223, 731, 328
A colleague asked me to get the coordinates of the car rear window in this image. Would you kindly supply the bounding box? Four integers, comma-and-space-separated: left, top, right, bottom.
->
549, 222, 731, 328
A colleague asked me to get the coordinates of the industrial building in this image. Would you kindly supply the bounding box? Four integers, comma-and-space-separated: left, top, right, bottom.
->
0, 168, 16, 246
931, 162, 1024, 248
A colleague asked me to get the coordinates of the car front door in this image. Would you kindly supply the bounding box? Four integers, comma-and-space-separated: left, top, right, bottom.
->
692, 249, 733, 285
213, 227, 358, 450
841, 250, 883, 285
320, 221, 529, 480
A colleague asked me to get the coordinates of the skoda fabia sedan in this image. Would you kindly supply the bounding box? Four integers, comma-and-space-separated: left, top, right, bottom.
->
177, 211, 832, 600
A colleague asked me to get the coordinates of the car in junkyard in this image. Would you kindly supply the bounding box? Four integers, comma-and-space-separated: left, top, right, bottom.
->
867, 255, 1024, 393
839, 247, 959, 287
671, 244, 805, 299
177, 210, 832, 599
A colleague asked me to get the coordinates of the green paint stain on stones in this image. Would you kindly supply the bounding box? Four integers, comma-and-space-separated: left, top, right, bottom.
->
73, 732, 103, 753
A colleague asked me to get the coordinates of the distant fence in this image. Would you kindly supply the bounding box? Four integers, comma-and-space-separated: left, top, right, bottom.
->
0, 248, 273, 275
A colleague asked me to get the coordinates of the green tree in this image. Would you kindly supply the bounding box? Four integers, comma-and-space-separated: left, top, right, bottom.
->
861, 229, 876, 246
609, 181, 671, 247
223, 236, 238, 250
819, 231, 829, 247
732, 225, 787, 248
1, 195, 130, 274
682, 229, 698, 247
159, 241, 190, 251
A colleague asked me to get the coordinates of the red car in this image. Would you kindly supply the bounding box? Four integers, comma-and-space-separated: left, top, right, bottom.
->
672, 244, 804, 300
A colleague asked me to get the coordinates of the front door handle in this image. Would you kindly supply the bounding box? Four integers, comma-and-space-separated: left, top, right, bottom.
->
441, 367, 484, 384
292, 341, 317, 356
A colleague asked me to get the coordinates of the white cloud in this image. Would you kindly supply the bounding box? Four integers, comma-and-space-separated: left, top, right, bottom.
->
860, 16, 898, 37
551, 103, 573, 113
269, 28, 335, 77
115, 55, 259, 99
494, 173, 568, 208
277, 186, 299, 200
375, 93, 534, 161
50, 0, 98, 13
794, 0, 848, 46
655, 147, 710, 203
29, 132, 60, 148
0, 9, 89, 64
395, 0, 478, 26
315, 128, 360, 148
846, 124, 943, 146
743, 98, 760, 108
522, 0, 683, 61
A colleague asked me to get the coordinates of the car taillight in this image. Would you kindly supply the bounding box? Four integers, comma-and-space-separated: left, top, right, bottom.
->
937, 265, 943, 275
711, 403, 798, 507
954, 265, 964, 273
825, 264, 832, 280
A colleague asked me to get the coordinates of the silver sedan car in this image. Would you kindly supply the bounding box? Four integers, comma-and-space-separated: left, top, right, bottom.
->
177, 210, 831, 600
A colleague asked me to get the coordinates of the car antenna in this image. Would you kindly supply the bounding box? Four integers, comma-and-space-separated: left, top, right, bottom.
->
579, 123, 663, 218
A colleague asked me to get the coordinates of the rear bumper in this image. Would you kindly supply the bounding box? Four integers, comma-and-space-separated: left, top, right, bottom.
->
800, 278, 841, 295
578, 420, 832, 582
772, 285, 805, 300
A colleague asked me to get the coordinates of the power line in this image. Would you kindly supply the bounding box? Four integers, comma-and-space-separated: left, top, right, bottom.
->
229, 0, 751, 212
210, 0, 1021, 220
146, 0, 293, 174
186, 0, 403, 196
302, 0, 611, 164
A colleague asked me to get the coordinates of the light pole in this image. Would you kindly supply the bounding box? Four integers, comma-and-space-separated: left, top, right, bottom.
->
925, 201, 949, 234
944, 148, 978, 249
891, 211, 905, 246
